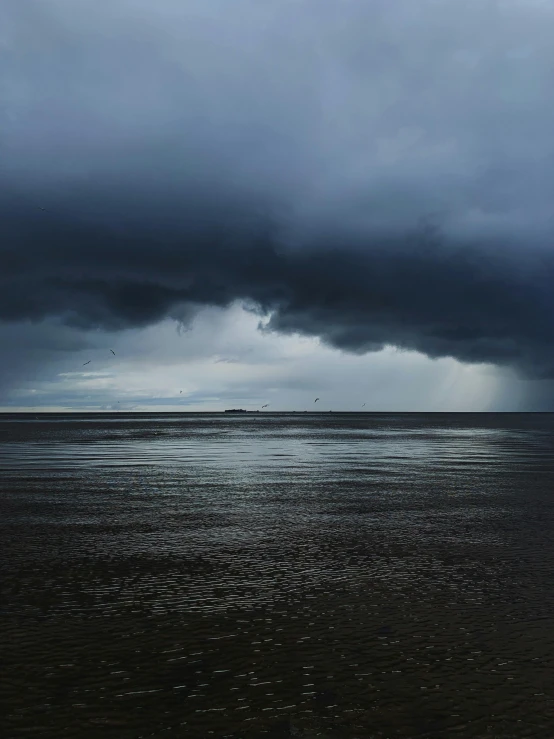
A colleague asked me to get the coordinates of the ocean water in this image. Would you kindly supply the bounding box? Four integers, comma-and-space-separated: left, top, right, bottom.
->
2, 412, 554, 738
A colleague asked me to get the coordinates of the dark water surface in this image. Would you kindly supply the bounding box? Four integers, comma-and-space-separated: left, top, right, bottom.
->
2, 412, 554, 738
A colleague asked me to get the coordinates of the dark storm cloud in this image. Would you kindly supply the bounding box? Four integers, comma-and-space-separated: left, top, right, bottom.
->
2, 0, 554, 376
0, 319, 91, 400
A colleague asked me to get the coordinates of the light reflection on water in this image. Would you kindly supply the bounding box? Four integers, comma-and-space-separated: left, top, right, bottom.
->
2, 413, 554, 738
1, 412, 551, 472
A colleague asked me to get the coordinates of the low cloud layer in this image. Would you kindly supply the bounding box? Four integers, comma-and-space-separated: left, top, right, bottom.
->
2, 0, 554, 384
0, 307, 511, 413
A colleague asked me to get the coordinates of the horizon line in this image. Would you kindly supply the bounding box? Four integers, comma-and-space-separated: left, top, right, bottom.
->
0, 410, 553, 415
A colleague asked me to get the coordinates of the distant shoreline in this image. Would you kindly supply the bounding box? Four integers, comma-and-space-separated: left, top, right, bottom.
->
1, 411, 553, 416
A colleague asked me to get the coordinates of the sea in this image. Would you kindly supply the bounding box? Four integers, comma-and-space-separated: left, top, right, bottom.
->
2, 412, 554, 738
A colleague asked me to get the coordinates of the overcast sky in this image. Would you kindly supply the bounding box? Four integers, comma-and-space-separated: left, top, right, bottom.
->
1, 0, 554, 411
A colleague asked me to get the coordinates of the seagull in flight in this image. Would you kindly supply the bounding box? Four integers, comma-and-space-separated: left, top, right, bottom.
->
314, 398, 320, 403
361, 403, 366, 408
262, 404, 269, 408
37, 206, 47, 211
110, 349, 115, 355
82, 360, 91, 366
180, 390, 183, 394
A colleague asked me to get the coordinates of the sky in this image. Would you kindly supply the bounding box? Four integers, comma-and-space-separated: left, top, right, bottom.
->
1, 0, 554, 412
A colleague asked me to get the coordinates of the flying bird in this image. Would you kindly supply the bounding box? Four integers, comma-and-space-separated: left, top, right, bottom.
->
314, 398, 320, 403
361, 403, 366, 408
110, 349, 115, 355
37, 206, 47, 211
82, 360, 91, 366
180, 390, 183, 393
262, 404, 269, 408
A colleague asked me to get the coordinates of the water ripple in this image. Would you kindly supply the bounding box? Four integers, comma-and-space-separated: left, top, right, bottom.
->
2, 413, 554, 737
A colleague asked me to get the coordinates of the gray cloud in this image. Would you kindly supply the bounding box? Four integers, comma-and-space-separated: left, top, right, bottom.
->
2, 0, 554, 380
